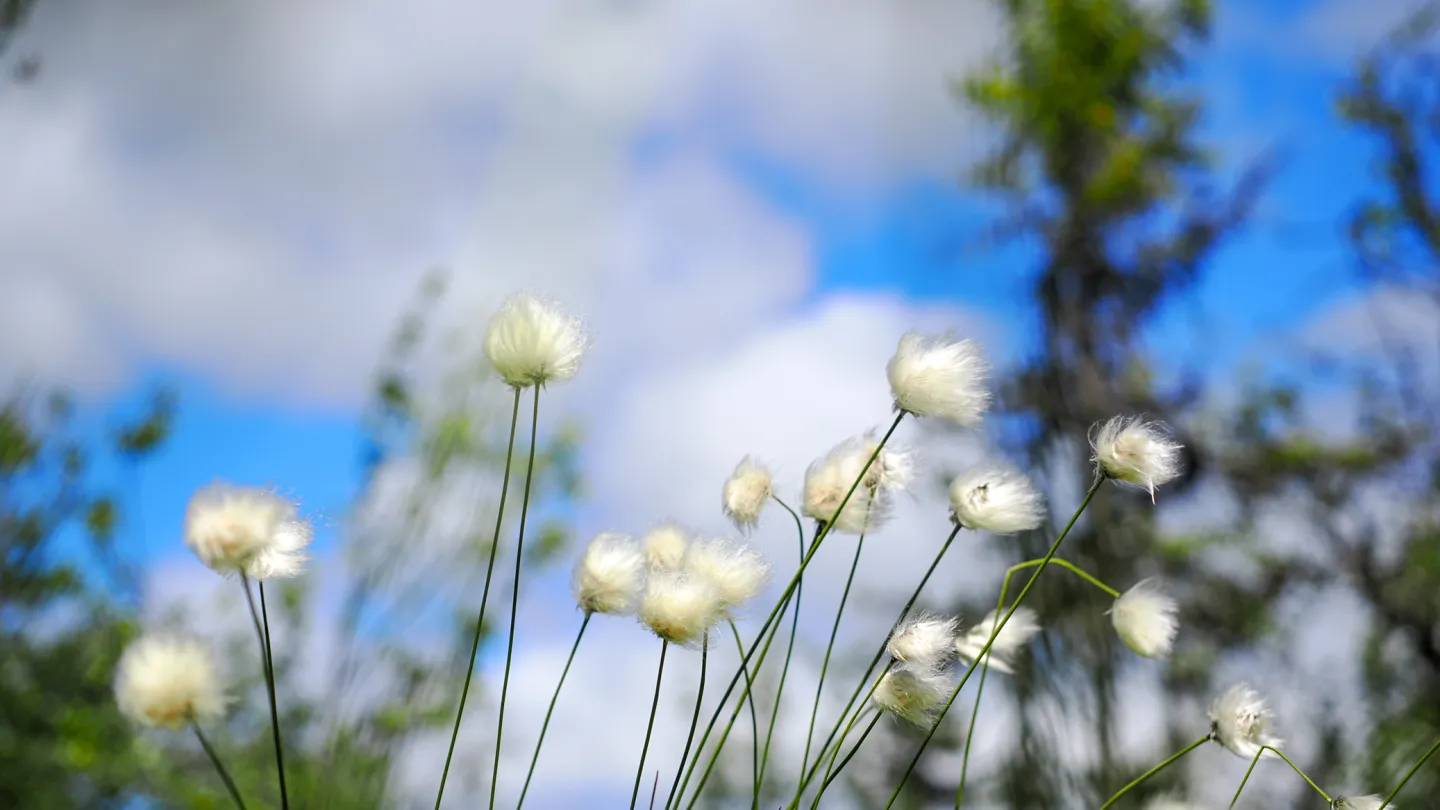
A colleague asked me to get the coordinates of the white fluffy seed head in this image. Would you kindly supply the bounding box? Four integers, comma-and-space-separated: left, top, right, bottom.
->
886, 613, 959, 669
886, 331, 991, 426
1091, 416, 1184, 502
642, 523, 691, 572
948, 463, 1046, 534
1332, 797, 1390, 810
1208, 683, 1282, 760
1110, 579, 1178, 659
872, 665, 953, 725
572, 532, 646, 615
638, 572, 724, 647
114, 636, 227, 729
955, 607, 1040, 675
482, 292, 587, 388
722, 457, 773, 534
801, 435, 911, 533
184, 483, 311, 578
683, 538, 770, 612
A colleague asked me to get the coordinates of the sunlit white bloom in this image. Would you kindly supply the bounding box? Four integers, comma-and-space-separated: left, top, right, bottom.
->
872, 665, 953, 725
642, 523, 690, 572
948, 463, 1046, 534
638, 572, 724, 647
955, 607, 1040, 675
483, 292, 587, 388
1208, 683, 1282, 760
683, 538, 770, 612
1091, 416, 1184, 502
1110, 579, 1178, 659
886, 331, 991, 426
722, 457, 773, 533
801, 435, 911, 533
115, 636, 228, 729
572, 532, 646, 615
886, 613, 959, 670
1332, 797, 1390, 810
184, 483, 310, 577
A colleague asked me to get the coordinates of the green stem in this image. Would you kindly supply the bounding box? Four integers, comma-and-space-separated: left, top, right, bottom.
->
724, 622, 760, 806
631, 641, 670, 810
1228, 745, 1264, 808
240, 574, 288, 810
882, 477, 1104, 809
666, 637, 708, 809
490, 386, 543, 810
790, 661, 894, 807
954, 656, 992, 808
1098, 734, 1212, 809
1267, 746, 1332, 804
436, 387, 521, 809
193, 723, 249, 810
814, 711, 881, 802
1381, 735, 1440, 809
515, 611, 592, 810
754, 495, 807, 807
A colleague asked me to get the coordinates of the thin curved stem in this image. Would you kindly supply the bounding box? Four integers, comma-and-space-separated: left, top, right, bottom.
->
813, 711, 881, 802
791, 661, 895, 806
435, 387, 521, 810
883, 477, 1104, 809
810, 705, 879, 810
1266, 746, 1332, 804
1381, 735, 1440, 809
631, 641, 670, 810
666, 637, 708, 809
490, 386, 542, 810
754, 495, 807, 807
1098, 734, 1212, 809
1228, 745, 1265, 808
240, 574, 288, 810
193, 723, 249, 810
954, 656, 993, 808
515, 611, 592, 810
723, 622, 759, 806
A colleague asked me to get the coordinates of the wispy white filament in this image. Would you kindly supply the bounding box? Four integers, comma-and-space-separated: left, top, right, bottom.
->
184, 483, 311, 578
638, 572, 724, 647
886, 613, 959, 670
572, 532, 646, 615
642, 522, 690, 572
683, 538, 770, 612
955, 607, 1040, 675
948, 462, 1046, 534
886, 331, 991, 426
115, 636, 228, 729
1110, 579, 1179, 659
1208, 683, 1282, 760
872, 665, 953, 725
802, 434, 911, 533
1333, 796, 1391, 810
483, 292, 587, 388
1091, 416, 1183, 501
721, 457, 773, 533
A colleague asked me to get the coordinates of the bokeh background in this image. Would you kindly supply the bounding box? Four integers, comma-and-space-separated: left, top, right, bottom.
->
3, 0, 1439, 807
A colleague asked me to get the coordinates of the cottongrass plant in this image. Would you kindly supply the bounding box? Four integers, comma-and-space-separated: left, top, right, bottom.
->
111, 297, 1440, 810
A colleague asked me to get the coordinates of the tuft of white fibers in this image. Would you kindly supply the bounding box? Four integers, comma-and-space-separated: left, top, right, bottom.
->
1110, 578, 1178, 659
184, 483, 311, 578
1333, 797, 1391, 810
721, 456, 773, 534
642, 522, 691, 572
801, 434, 912, 533
872, 664, 954, 725
886, 613, 959, 670
572, 532, 646, 615
948, 462, 1046, 534
954, 606, 1040, 675
638, 572, 724, 647
1208, 683, 1282, 760
683, 538, 770, 612
1090, 416, 1184, 502
886, 331, 991, 426
115, 636, 228, 729
482, 292, 587, 388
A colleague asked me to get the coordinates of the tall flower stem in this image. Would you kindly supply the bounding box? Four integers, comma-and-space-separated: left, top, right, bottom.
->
754, 495, 808, 807
1098, 734, 1212, 809
666, 637, 708, 809
435, 387, 522, 810
794, 663, 893, 807
631, 640, 670, 810
490, 386, 543, 810
1382, 735, 1440, 809
813, 711, 881, 804
193, 723, 249, 810
882, 477, 1104, 809
1222, 745, 1330, 806
240, 573, 287, 810
724, 622, 760, 803
515, 611, 592, 810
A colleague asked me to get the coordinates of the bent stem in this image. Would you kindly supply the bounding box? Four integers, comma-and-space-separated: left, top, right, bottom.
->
515, 611, 592, 810
754, 495, 808, 806
666, 637, 708, 809
193, 723, 249, 810
240, 574, 288, 810
490, 386, 543, 810
1268, 746, 1332, 804
435, 387, 521, 809
1098, 734, 1212, 809
1382, 735, 1440, 809
723, 622, 759, 805
631, 640, 670, 810
883, 477, 1104, 809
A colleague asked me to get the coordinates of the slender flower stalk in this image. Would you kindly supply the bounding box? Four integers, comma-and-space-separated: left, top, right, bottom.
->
1381, 735, 1440, 808
193, 723, 249, 810
725, 622, 760, 802
754, 496, 808, 807
1098, 734, 1213, 809
631, 641, 670, 810
1225, 745, 1331, 806
665, 637, 708, 809
436, 387, 522, 810
814, 712, 882, 804
240, 574, 288, 810
515, 612, 593, 810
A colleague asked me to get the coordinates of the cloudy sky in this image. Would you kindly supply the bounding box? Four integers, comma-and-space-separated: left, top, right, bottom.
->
2, 0, 1429, 807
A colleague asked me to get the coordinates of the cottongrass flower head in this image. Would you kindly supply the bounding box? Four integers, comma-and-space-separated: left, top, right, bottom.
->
721, 456, 773, 533
1332, 797, 1391, 810
886, 613, 959, 670
1110, 579, 1178, 659
683, 538, 770, 612
1208, 683, 1282, 759
642, 522, 690, 572
948, 462, 1046, 534
886, 331, 991, 426
115, 636, 227, 729
572, 532, 646, 615
872, 665, 953, 725
1091, 416, 1183, 502
184, 483, 311, 578
638, 572, 724, 647
802, 434, 912, 533
955, 606, 1040, 675
483, 292, 587, 388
